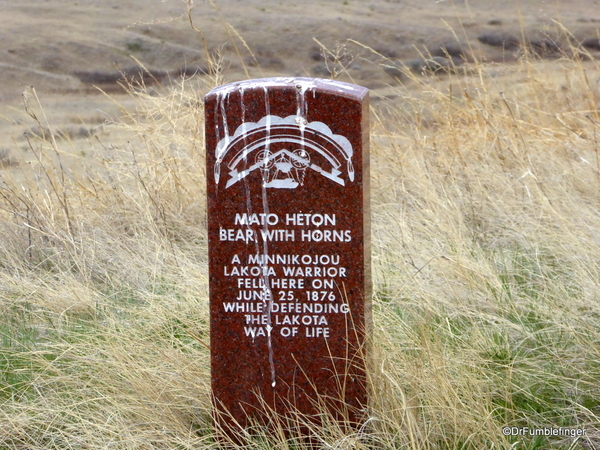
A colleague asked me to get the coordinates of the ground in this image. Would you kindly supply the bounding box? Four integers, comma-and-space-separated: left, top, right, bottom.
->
0, 0, 599, 166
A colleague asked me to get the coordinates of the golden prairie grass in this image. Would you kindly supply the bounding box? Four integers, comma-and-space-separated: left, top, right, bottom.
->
1, 35, 600, 450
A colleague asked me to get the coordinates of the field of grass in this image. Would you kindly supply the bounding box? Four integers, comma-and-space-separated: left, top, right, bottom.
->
1, 29, 600, 449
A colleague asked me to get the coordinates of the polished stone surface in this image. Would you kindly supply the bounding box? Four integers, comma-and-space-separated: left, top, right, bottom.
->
205, 77, 370, 437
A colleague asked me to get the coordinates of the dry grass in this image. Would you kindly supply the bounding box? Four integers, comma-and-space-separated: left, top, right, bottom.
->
1, 31, 600, 450
367, 54, 600, 449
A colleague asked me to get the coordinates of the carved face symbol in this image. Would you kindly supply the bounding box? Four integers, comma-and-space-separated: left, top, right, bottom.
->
215, 115, 354, 189
256, 149, 310, 173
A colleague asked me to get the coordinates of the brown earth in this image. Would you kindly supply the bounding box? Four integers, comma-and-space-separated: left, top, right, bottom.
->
0, 0, 599, 167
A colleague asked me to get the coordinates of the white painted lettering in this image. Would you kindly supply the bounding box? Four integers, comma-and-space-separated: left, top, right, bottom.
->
285, 213, 336, 226
280, 327, 299, 337
311, 279, 335, 289
270, 278, 305, 289
305, 327, 330, 338
235, 213, 279, 226
226, 266, 275, 277
247, 254, 339, 265
237, 278, 268, 289
219, 228, 256, 242
223, 302, 265, 313
245, 314, 269, 325
236, 289, 272, 301
300, 229, 351, 242
259, 229, 296, 241
244, 326, 266, 338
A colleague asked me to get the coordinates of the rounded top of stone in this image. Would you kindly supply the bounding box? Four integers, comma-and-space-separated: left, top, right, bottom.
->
206, 77, 368, 100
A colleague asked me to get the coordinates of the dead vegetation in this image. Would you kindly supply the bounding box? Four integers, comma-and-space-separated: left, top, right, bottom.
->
1, 3, 600, 448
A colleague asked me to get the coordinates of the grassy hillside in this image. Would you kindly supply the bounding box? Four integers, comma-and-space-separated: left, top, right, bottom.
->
1, 33, 600, 449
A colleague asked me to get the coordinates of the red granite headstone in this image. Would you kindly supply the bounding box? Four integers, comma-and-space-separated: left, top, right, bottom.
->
205, 77, 370, 438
